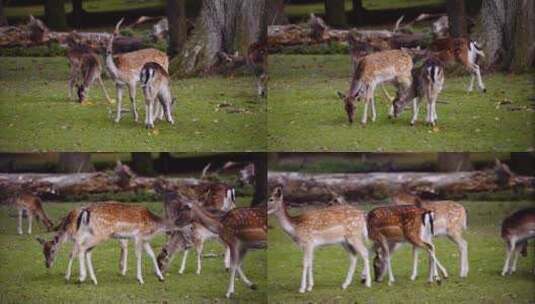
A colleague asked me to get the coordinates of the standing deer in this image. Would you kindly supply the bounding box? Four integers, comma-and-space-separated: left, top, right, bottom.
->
247, 42, 268, 98
105, 18, 168, 123
139, 62, 175, 129
367, 205, 447, 285
267, 187, 371, 292
174, 201, 267, 298
36, 207, 129, 281
501, 208, 535, 276
8, 192, 53, 235
336, 50, 413, 125
392, 56, 445, 126
392, 190, 468, 278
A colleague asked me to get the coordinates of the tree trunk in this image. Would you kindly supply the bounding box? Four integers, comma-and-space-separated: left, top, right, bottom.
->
71, 0, 85, 28
44, 0, 68, 30
437, 153, 473, 172
267, 0, 288, 25
166, 0, 187, 58
0, 0, 8, 26
474, 0, 535, 71
446, 0, 467, 37
58, 153, 94, 173
352, 0, 364, 23
324, 0, 347, 28
131, 153, 156, 176
169, 0, 266, 77
252, 153, 267, 206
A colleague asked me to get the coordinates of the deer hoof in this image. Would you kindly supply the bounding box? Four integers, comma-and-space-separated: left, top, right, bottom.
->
482, 88, 487, 93
250, 284, 257, 290
360, 278, 366, 284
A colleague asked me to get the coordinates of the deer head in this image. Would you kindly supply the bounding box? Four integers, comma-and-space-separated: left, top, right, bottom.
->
336, 91, 356, 124
267, 187, 284, 214
36, 237, 59, 268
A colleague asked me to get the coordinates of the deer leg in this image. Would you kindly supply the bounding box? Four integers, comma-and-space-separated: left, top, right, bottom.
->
430, 98, 438, 126
85, 249, 98, 285
114, 85, 124, 123
65, 245, 79, 281
410, 98, 419, 126
306, 248, 314, 291
119, 239, 128, 276
78, 246, 87, 283
361, 98, 369, 125
467, 72, 476, 92
27, 213, 33, 234
353, 237, 371, 288
134, 239, 144, 284
179, 249, 188, 274
224, 246, 231, 271
143, 242, 164, 281
299, 246, 310, 293
473, 64, 486, 92
236, 247, 255, 289
448, 232, 468, 277
97, 76, 112, 103
511, 242, 523, 273
502, 239, 515, 276
370, 96, 377, 122
145, 99, 154, 129
195, 239, 204, 275
127, 83, 139, 122
160, 91, 174, 125
411, 246, 419, 280
17, 209, 23, 235
226, 244, 239, 298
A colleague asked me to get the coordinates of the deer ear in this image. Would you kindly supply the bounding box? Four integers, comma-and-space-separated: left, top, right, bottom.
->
336, 91, 346, 100
36, 237, 46, 245
273, 187, 283, 198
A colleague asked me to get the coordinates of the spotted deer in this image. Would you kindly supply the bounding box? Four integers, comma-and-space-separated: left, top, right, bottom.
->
392, 56, 445, 126
367, 205, 447, 285
336, 50, 413, 125
8, 192, 53, 235
36, 207, 129, 281
139, 62, 175, 129
105, 18, 168, 123
501, 208, 535, 276
40, 202, 179, 285
174, 201, 267, 298
268, 187, 371, 292
392, 190, 468, 278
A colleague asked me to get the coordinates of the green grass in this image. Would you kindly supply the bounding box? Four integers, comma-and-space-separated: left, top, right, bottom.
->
0, 197, 266, 303
268, 200, 535, 303
0, 57, 266, 151
268, 55, 535, 152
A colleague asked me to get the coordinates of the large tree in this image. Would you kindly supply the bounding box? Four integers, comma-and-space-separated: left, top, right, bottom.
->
131, 153, 156, 176
351, 0, 365, 23
474, 0, 535, 72
169, 0, 266, 77
446, 0, 467, 37
44, 0, 68, 30
324, 0, 347, 28
166, 0, 187, 58
58, 153, 94, 173
0, 0, 7, 26
71, 0, 86, 28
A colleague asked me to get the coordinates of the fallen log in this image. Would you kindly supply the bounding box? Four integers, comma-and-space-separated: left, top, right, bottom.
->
268, 161, 535, 205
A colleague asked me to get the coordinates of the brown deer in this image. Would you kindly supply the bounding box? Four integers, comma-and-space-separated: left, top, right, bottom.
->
105, 18, 168, 123
501, 208, 535, 276
367, 205, 447, 285
247, 42, 268, 98
392, 56, 445, 126
392, 190, 468, 278
267, 187, 371, 292
336, 50, 413, 125
174, 201, 266, 298
39, 202, 179, 285
8, 192, 54, 235
36, 208, 129, 281
139, 62, 175, 129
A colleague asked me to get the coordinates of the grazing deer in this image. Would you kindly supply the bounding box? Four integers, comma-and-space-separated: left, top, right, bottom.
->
40, 202, 178, 285
392, 56, 445, 126
8, 192, 53, 235
392, 190, 468, 278
174, 201, 267, 298
36, 208, 129, 281
501, 208, 535, 276
105, 18, 168, 123
247, 42, 268, 98
367, 205, 447, 285
139, 62, 175, 129
336, 50, 413, 125
267, 187, 371, 292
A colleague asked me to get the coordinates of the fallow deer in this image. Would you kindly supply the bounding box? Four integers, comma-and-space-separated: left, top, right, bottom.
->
174, 201, 267, 298
501, 208, 535, 276
367, 205, 447, 285
36, 207, 129, 281
336, 50, 413, 125
247, 42, 268, 98
392, 190, 468, 278
139, 62, 176, 129
392, 56, 445, 126
267, 187, 371, 292
105, 18, 168, 123
8, 192, 53, 235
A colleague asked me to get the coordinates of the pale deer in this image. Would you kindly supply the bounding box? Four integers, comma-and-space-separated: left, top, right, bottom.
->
392, 190, 468, 278
336, 50, 413, 125
247, 42, 268, 98
9, 192, 53, 235
501, 208, 535, 276
174, 201, 267, 298
105, 18, 168, 123
267, 187, 371, 292
36, 208, 129, 281
139, 62, 176, 129
393, 56, 445, 126
367, 205, 447, 285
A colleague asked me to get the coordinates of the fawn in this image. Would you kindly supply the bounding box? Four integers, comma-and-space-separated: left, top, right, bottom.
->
501, 208, 535, 276
8, 192, 53, 235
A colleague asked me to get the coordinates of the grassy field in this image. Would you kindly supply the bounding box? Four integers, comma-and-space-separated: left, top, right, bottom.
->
268, 200, 535, 304
268, 55, 535, 152
0, 57, 266, 151
0, 197, 267, 303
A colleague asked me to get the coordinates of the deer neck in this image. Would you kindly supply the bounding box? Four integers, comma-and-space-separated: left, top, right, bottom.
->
192, 204, 223, 235
105, 52, 120, 80
274, 202, 297, 237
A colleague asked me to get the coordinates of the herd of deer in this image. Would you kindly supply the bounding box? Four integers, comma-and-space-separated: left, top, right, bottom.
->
66, 18, 267, 129
337, 17, 486, 126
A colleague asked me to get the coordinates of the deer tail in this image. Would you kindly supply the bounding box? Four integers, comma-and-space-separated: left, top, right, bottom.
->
76, 209, 90, 231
